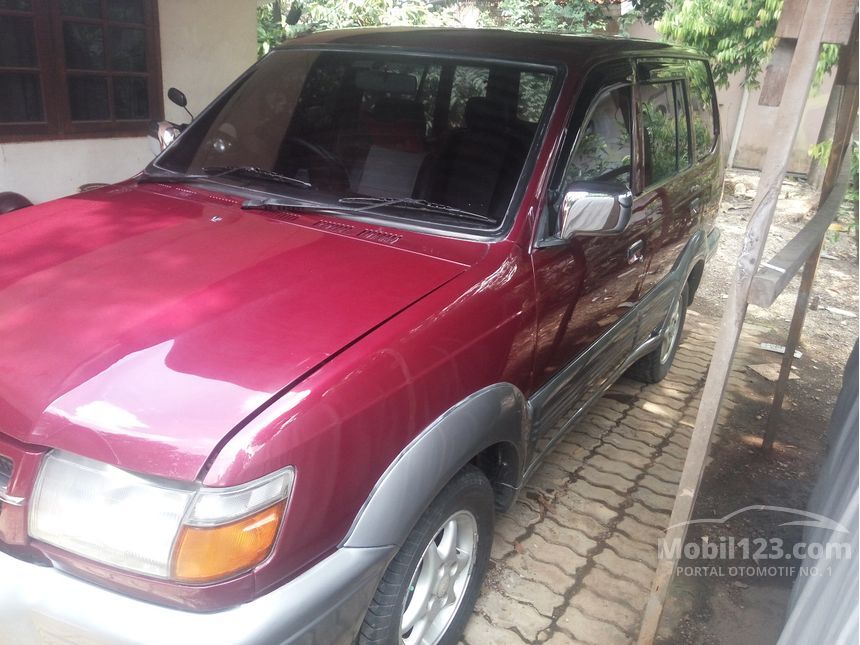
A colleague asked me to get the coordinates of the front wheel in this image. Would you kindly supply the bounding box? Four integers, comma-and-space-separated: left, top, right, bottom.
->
628, 284, 688, 384
358, 465, 494, 645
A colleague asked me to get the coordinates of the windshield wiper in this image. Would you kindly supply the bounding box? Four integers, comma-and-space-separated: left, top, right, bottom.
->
242, 195, 497, 226
202, 166, 312, 189
137, 170, 211, 184
138, 166, 313, 189
241, 197, 339, 211
337, 197, 497, 224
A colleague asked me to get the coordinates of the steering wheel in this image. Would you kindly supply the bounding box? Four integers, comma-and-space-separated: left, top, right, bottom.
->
277, 137, 350, 192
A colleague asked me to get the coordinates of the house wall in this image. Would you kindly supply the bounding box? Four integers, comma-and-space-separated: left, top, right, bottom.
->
0, 0, 258, 204
626, 22, 832, 175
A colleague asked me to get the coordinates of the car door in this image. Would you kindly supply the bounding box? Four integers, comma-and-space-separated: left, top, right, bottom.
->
529, 61, 649, 453
633, 60, 700, 342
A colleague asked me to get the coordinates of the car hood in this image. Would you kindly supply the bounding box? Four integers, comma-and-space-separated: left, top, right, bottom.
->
0, 185, 473, 480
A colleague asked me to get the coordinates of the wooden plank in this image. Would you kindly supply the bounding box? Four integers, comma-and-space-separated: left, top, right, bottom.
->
835, 16, 859, 84
776, 0, 809, 39
823, 0, 858, 44
636, 0, 836, 641
759, 39, 797, 106
761, 241, 822, 449
761, 19, 859, 452
748, 163, 850, 308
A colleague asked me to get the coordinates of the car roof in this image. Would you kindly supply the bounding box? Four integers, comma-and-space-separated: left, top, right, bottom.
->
275, 27, 706, 66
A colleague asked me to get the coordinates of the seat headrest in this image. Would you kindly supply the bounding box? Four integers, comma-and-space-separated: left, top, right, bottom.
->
464, 97, 513, 131
373, 98, 424, 124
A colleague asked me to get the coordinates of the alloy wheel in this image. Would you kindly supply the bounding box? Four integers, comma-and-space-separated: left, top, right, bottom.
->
400, 510, 478, 645
660, 296, 682, 364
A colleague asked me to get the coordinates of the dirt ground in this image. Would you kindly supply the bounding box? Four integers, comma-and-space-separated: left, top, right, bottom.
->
657, 169, 859, 644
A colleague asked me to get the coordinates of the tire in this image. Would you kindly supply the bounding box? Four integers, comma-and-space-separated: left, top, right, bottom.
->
0, 192, 32, 215
627, 284, 688, 384
358, 465, 494, 645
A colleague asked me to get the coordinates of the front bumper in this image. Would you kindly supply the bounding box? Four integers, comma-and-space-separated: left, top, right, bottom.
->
0, 545, 394, 645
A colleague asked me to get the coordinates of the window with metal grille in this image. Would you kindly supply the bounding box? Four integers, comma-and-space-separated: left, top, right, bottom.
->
0, 0, 162, 141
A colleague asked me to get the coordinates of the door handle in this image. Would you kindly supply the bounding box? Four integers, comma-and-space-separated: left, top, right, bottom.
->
627, 239, 645, 264
690, 197, 702, 216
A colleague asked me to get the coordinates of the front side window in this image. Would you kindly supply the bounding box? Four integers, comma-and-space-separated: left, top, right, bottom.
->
639, 80, 691, 187
563, 85, 632, 187
155, 50, 557, 230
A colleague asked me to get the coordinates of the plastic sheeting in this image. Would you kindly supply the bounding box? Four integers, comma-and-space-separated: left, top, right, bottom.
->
778, 341, 859, 645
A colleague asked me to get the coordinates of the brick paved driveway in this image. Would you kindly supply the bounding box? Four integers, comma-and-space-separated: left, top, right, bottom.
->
463, 313, 754, 644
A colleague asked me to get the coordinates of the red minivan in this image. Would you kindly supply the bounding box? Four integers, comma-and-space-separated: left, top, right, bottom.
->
0, 28, 721, 645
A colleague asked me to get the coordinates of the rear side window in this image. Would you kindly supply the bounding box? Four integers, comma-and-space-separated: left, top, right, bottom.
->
449, 66, 489, 128
686, 60, 717, 159
639, 80, 691, 186
517, 71, 553, 123
564, 85, 633, 186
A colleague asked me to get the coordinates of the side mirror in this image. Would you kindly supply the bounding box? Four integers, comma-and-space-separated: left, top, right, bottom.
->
167, 87, 187, 108
557, 183, 633, 239
167, 87, 194, 120
148, 120, 181, 155
0, 191, 33, 215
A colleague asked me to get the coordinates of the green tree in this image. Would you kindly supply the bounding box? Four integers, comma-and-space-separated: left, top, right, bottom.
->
493, 0, 606, 33
257, 0, 673, 57
656, 0, 839, 90
257, 0, 439, 56
656, 0, 784, 88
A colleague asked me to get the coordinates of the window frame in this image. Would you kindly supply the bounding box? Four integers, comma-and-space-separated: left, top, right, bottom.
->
149, 46, 565, 242
0, 0, 163, 143
562, 82, 634, 188
685, 60, 719, 161
546, 59, 637, 199
536, 59, 636, 243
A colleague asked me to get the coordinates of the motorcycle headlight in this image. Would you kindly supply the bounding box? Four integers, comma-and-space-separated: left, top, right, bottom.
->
29, 451, 293, 582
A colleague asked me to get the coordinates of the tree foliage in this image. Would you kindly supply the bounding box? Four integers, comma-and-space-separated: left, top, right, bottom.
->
657, 0, 839, 91
257, 0, 671, 57
495, 0, 606, 33
656, 0, 783, 88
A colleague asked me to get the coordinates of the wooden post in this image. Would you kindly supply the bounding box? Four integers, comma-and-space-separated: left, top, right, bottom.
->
636, 0, 836, 641
727, 84, 750, 169
761, 241, 822, 449
762, 18, 858, 452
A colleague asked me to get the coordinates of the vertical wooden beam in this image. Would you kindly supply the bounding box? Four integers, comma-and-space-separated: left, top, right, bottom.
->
760, 244, 820, 447
762, 18, 859, 452
636, 0, 836, 641
727, 85, 750, 169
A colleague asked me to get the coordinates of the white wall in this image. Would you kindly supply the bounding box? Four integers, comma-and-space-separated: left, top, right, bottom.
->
158, 0, 259, 125
0, 0, 258, 204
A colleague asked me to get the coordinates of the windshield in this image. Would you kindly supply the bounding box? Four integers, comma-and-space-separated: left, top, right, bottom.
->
153, 48, 557, 230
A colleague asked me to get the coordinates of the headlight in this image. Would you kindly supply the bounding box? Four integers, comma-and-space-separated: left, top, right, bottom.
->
29, 451, 294, 583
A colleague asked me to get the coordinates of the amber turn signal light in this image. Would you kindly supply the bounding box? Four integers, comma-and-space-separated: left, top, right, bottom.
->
172, 502, 285, 582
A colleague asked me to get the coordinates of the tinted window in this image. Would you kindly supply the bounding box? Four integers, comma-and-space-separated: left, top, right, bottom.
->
0, 73, 42, 122
0, 15, 36, 67
449, 66, 488, 128
686, 60, 717, 159
640, 80, 690, 186
564, 85, 632, 186
157, 50, 557, 228
518, 71, 553, 123
675, 82, 690, 168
